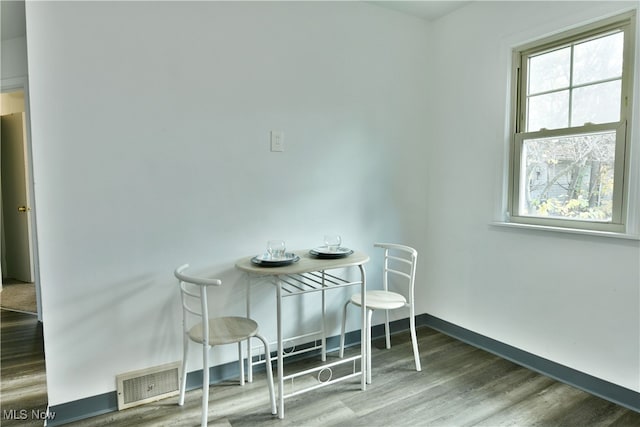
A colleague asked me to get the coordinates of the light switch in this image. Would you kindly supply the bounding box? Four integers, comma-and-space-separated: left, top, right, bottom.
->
270, 131, 284, 152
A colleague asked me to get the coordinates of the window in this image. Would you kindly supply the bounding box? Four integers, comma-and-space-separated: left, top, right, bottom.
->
509, 13, 635, 233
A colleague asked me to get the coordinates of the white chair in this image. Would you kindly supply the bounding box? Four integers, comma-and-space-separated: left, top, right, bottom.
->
339, 243, 421, 383
175, 264, 276, 426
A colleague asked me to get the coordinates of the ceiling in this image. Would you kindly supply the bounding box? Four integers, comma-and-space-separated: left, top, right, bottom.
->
0, 1, 470, 43
370, 1, 472, 21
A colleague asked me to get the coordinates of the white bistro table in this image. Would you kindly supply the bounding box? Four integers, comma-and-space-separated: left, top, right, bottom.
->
235, 250, 369, 419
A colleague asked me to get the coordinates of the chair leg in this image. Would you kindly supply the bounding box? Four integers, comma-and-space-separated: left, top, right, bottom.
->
367, 308, 373, 384
257, 334, 277, 415
384, 309, 391, 349
238, 341, 245, 386
339, 300, 350, 358
409, 314, 422, 372
179, 335, 189, 406
201, 344, 210, 427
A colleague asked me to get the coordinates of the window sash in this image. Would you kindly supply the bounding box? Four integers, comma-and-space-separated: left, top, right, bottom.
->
510, 122, 627, 232
509, 12, 635, 233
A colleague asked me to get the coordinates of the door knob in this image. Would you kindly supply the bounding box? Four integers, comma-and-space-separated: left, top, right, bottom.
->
18, 206, 29, 212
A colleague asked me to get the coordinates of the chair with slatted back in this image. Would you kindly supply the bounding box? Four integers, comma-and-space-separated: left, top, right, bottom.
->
175, 264, 276, 426
338, 243, 421, 383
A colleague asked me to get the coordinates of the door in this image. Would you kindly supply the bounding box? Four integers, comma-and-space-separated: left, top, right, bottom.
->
1, 112, 33, 282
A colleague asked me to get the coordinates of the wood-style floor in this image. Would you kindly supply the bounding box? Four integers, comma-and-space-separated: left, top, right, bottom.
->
1, 309, 47, 427
2, 308, 640, 427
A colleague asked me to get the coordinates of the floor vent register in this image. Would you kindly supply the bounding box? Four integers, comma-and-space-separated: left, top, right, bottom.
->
116, 362, 181, 410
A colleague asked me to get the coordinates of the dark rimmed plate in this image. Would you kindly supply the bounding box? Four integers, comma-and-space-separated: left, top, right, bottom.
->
251, 252, 300, 267
309, 247, 354, 259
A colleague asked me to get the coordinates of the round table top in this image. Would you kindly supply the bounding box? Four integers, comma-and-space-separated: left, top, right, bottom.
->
235, 249, 369, 275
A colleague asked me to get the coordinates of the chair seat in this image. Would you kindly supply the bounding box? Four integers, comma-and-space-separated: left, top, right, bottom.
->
349, 290, 407, 310
188, 316, 259, 345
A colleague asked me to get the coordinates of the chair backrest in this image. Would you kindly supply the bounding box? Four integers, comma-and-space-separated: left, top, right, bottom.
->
174, 264, 222, 346
374, 243, 418, 303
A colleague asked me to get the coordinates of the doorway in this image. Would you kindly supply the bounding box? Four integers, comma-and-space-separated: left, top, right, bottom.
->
1, 88, 39, 318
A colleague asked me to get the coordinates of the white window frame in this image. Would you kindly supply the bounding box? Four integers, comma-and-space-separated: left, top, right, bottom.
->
508, 12, 636, 234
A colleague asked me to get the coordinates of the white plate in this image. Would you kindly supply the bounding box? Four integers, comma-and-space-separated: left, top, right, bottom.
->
310, 246, 353, 255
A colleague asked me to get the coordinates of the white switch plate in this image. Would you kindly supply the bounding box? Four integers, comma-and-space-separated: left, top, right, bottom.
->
270, 131, 284, 152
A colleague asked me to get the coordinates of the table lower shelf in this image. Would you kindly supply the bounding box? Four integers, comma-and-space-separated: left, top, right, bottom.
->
277, 271, 363, 296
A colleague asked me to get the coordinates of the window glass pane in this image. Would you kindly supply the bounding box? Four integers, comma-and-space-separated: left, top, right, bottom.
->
573, 32, 623, 85
571, 80, 621, 126
527, 90, 569, 131
519, 130, 615, 222
528, 47, 571, 94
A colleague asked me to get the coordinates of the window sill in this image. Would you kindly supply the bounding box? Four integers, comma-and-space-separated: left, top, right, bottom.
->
491, 221, 640, 241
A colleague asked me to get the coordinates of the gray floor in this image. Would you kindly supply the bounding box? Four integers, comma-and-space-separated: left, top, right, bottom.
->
2, 309, 640, 427
1, 309, 46, 427
0, 279, 37, 314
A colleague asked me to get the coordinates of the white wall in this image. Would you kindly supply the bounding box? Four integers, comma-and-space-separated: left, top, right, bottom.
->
1, 36, 28, 85
426, 1, 640, 393
1, 91, 25, 114
25, 1, 431, 405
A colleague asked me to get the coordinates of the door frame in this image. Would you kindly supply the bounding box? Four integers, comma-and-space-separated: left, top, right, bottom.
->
1, 77, 42, 321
